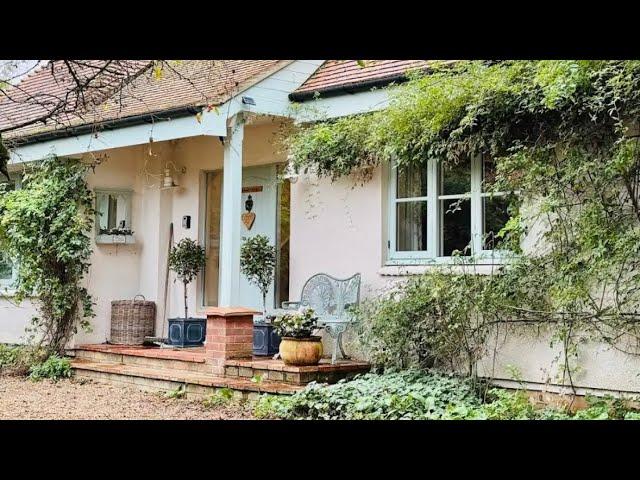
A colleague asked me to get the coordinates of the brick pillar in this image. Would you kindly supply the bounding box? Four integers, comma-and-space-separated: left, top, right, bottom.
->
204, 307, 259, 375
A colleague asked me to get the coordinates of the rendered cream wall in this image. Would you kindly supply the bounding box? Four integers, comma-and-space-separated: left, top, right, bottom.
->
0, 120, 287, 346
289, 164, 640, 394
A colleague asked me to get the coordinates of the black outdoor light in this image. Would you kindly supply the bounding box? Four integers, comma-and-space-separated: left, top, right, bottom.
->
241, 96, 256, 106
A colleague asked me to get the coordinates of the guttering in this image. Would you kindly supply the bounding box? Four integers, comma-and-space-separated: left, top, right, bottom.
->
8, 105, 204, 147
288, 75, 411, 102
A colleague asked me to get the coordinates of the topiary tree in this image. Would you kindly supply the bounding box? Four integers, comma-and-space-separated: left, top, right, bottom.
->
240, 234, 276, 315
0, 155, 95, 355
168, 238, 206, 320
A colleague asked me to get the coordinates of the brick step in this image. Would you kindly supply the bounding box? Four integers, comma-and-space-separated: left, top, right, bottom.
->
224, 358, 371, 385
71, 359, 303, 399
74, 347, 211, 374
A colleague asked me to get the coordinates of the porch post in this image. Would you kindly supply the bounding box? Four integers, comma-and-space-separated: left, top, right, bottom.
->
218, 113, 244, 307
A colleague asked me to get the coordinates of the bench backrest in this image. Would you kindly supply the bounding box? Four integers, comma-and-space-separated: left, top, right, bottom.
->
299, 273, 361, 321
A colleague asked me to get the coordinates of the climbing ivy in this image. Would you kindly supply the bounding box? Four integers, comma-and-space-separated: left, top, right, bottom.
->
0, 155, 95, 354
287, 61, 640, 390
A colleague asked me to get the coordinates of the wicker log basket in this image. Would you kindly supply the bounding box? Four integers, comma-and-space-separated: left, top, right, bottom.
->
110, 295, 156, 345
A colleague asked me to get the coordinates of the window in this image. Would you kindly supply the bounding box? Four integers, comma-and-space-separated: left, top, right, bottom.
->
388, 155, 517, 263
95, 190, 134, 244
0, 175, 20, 289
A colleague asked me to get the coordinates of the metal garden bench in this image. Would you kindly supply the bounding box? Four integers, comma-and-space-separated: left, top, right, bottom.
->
281, 273, 361, 364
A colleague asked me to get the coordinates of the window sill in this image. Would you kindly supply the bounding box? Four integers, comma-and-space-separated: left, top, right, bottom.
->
379, 261, 507, 277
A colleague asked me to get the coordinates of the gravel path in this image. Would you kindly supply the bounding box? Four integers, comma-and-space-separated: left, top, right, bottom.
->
0, 376, 256, 420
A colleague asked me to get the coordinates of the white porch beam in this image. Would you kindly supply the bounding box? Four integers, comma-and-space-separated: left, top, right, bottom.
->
9, 108, 228, 164
217, 113, 245, 307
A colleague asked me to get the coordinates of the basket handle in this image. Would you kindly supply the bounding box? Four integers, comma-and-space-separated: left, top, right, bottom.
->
132, 294, 146, 304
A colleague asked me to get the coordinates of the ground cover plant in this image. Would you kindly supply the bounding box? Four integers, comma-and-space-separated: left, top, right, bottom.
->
254, 370, 640, 420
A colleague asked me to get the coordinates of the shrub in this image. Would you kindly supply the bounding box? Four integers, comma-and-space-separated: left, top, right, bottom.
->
254, 370, 640, 420
355, 271, 493, 374
0, 344, 47, 376
254, 370, 484, 420
28, 354, 72, 381
0, 156, 96, 355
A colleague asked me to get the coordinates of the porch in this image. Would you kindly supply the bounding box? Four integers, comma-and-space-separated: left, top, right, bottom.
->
70, 343, 370, 399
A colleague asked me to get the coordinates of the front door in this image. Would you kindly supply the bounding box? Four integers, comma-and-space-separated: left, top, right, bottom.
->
202, 165, 278, 311
238, 165, 278, 311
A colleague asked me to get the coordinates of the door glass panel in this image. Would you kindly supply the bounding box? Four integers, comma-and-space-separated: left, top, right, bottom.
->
441, 159, 471, 195
204, 171, 222, 306
440, 198, 471, 256
276, 173, 290, 308
396, 201, 428, 251
397, 163, 428, 198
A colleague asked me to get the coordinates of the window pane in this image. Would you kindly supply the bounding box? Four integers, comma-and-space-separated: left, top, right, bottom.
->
107, 195, 118, 229
482, 156, 497, 192
441, 159, 471, 196
396, 201, 428, 251
483, 196, 512, 250
440, 198, 471, 256
0, 253, 12, 280
397, 163, 428, 198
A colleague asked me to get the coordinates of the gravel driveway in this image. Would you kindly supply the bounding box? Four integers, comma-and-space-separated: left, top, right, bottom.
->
0, 376, 256, 420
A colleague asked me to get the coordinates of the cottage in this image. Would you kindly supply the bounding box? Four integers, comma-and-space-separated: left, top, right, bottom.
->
2, 60, 638, 397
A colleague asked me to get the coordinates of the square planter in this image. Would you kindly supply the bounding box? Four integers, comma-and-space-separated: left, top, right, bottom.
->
167, 318, 206, 347
253, 323, 281, 356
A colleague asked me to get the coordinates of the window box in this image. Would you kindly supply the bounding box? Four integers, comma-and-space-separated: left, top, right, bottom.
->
96, 233, 136, 245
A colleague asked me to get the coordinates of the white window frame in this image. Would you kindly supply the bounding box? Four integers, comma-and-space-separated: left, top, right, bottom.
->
94, 189, 134, 244
0, 174, 22, 291
387, 155, 515, 265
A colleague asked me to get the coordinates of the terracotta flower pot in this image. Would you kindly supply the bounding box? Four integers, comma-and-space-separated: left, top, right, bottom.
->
279, 336, 323, 366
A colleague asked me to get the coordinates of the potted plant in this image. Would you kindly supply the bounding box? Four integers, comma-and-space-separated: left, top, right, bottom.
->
272, 307, 323, 366
240, 235, 280, 356
167, 238, 207, 347
240, 234, 276, 317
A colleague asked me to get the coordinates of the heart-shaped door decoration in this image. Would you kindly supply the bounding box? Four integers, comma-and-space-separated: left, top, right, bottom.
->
241, 211, 256, 230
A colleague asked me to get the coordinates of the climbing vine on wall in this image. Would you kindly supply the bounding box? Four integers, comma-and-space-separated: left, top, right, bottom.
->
287, 61, 640, 390
0, 155, 95, 354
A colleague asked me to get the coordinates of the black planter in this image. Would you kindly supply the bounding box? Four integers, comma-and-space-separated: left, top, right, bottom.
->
167, 318, 206, 347
253, 323, 281, 356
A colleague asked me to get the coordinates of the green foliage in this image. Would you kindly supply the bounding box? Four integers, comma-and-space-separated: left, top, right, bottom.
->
240, 235, 276, 313
203, 388, 235, 407
288, 61, 640, 386
168, 238, 206, 285
28, 354, 72, 381
0, 155, 95, 354
168, 238, 206, 319
272, 307, 318, 338
0, 344, 19, 369
0, 344, 47, 376
254, 370, 640, 420
255, 370, 484, 420
355, 263, 552, 375
164, 384, 186, 399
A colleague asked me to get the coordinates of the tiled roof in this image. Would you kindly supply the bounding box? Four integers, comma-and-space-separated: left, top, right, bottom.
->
0, 60, 287, 142
291, 60, 431, 99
